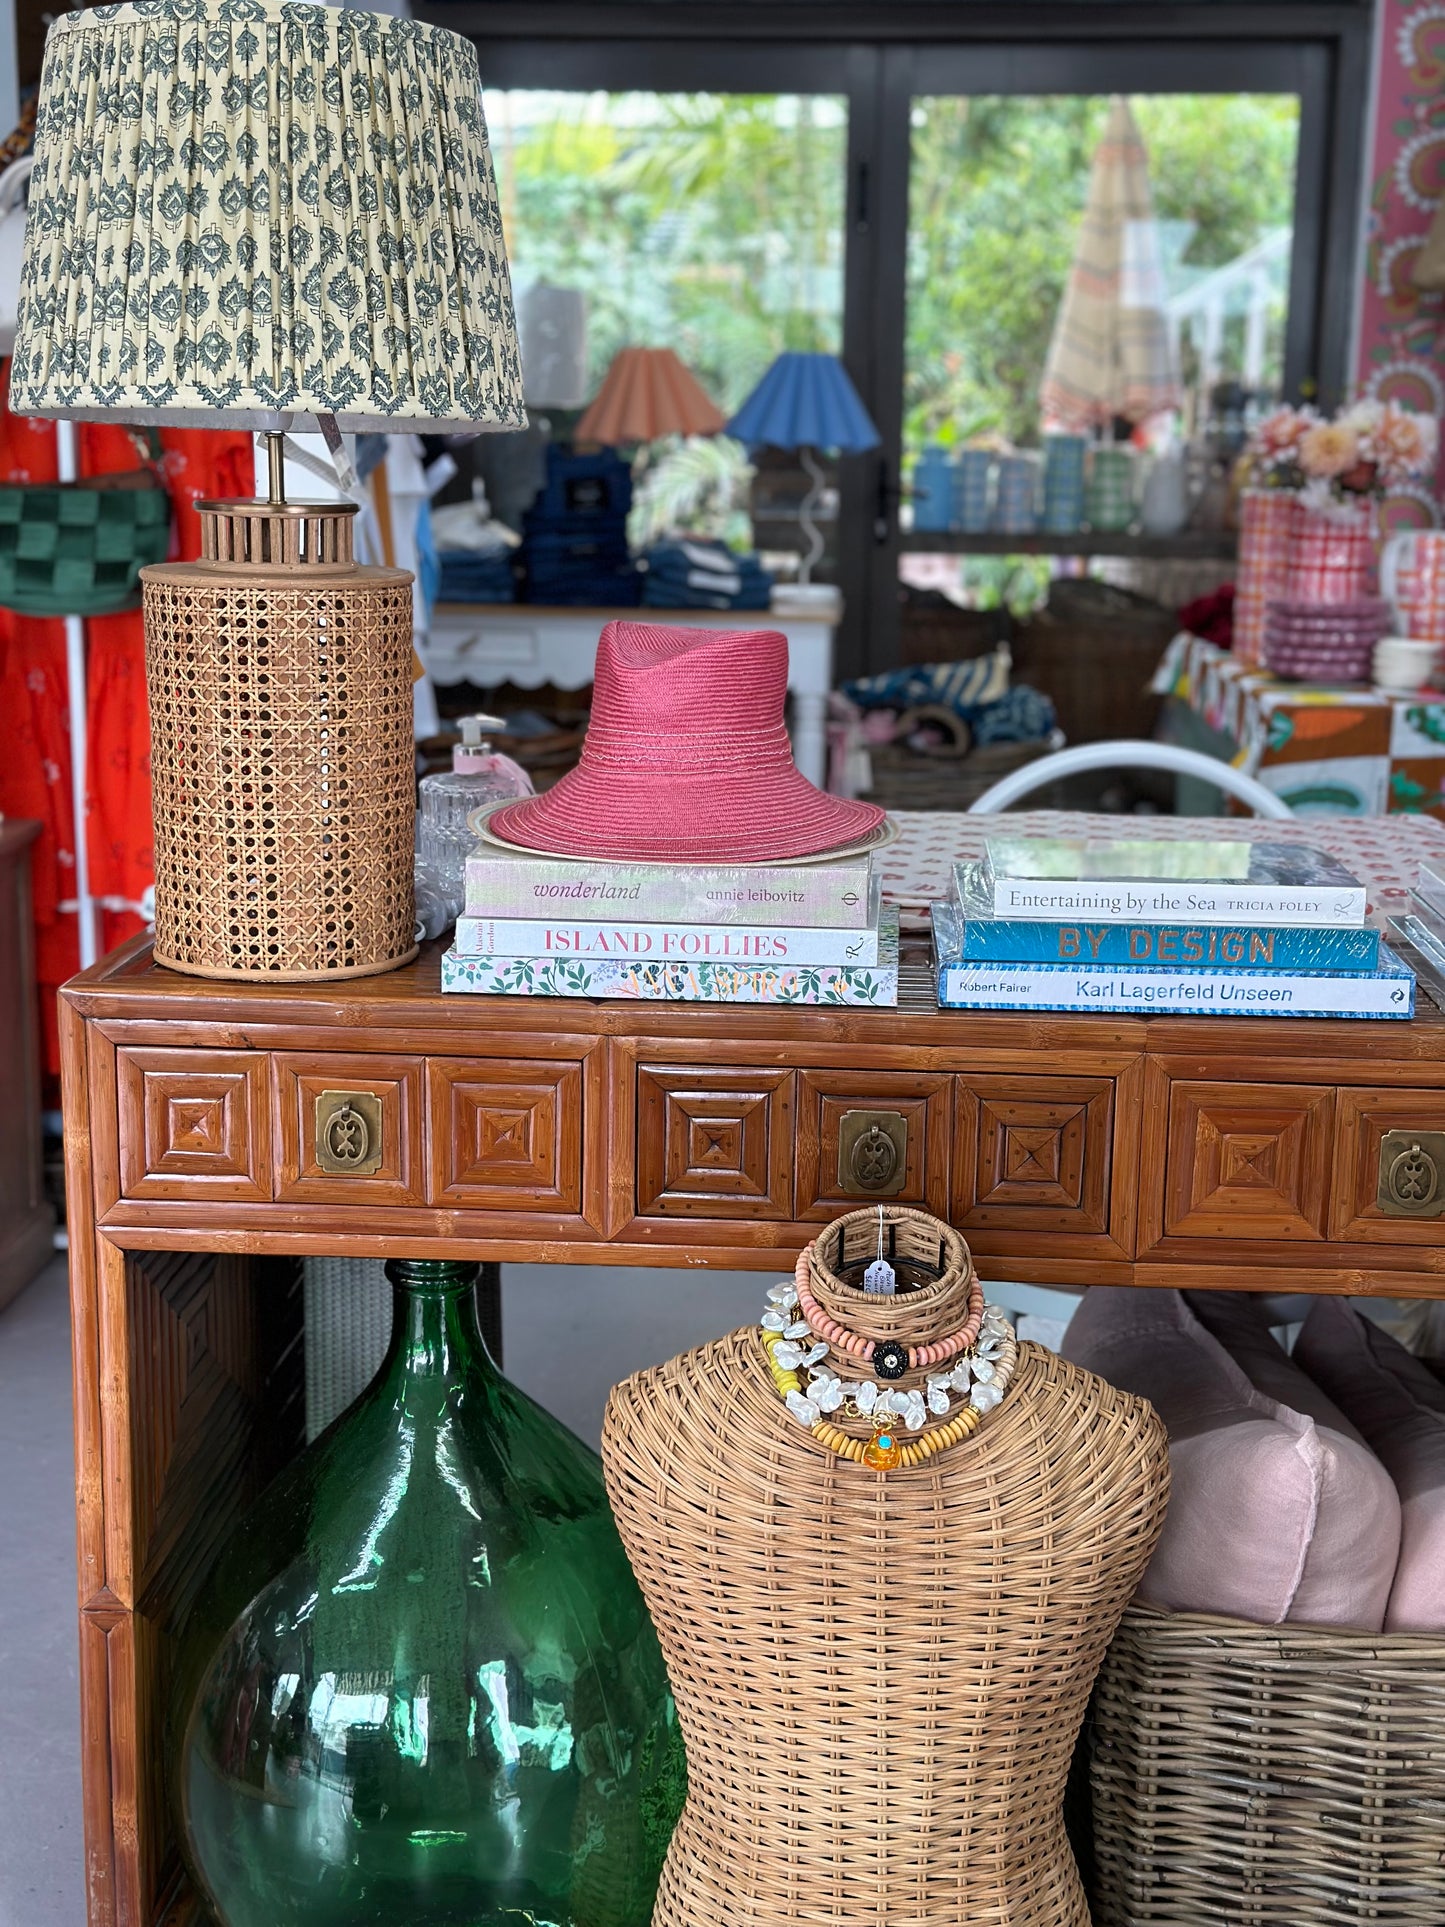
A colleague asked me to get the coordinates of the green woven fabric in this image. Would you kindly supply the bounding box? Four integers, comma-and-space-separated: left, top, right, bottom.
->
0, 481, 171, 616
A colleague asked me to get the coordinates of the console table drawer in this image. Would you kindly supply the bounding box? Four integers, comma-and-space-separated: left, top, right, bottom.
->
1160, 1080, 1333, 1240
636, 1065, 795, 1218
953, 1075, 1114, 1235
427, 1058, 585, 1213
117, 1048, 272, 1203
274, 1053, 425, 1207
796, 1070, 951, 1219
1333, 1088, 1445, 1242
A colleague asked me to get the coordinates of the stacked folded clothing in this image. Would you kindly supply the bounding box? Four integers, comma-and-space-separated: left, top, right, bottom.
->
437, 550, 517, 602
520, 446, 642, 606
642, 540, 773, 611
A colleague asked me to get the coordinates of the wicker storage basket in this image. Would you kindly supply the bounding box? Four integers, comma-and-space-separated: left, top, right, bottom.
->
862, 732, 1049, 810
1091, 1606, 1445, 1926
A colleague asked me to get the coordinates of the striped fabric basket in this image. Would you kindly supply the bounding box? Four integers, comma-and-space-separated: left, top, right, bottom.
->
1091, 1606, 1445, 1926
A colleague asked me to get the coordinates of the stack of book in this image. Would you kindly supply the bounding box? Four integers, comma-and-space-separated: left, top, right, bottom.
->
443, 842, 898, 1006
932, 834, 1415, 1019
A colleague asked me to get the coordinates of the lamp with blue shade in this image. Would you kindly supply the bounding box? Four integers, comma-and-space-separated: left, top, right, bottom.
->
726, 352, 879, 591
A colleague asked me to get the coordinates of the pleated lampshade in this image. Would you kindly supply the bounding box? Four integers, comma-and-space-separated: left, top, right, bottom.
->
574, 346, 725, 444
726, 352, 879, 453
10, 0, 526, 434
9, 0, 528, 983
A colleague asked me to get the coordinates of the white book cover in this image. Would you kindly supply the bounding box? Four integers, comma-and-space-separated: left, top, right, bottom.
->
453, 883, 882, 966
979, 876, 1368, 927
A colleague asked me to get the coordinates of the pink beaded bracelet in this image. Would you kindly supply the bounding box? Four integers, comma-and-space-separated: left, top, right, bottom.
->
793, 1248, 984, 1381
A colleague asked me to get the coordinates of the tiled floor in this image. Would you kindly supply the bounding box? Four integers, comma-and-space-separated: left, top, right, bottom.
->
0, 1254, 769, 1926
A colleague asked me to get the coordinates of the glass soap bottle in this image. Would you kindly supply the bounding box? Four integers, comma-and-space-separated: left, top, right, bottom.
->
171, 1258, 682, 1927
417, 716, 533, 918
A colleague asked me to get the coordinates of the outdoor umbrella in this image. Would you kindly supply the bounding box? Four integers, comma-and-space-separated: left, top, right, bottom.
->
1039, 96, 1181, 430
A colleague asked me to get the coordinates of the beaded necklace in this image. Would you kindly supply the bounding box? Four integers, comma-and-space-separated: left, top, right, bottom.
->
759, 1280, 1019, 1470
793, 1248, 985, 1378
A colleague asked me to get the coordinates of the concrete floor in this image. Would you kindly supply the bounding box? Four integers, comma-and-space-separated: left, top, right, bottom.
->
0, 1254, 769, 1926
0, 1257, 83, 1927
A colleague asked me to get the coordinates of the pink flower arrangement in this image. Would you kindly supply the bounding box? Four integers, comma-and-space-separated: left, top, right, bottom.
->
1245, 396, 1437, 499
1298, 419, 1359, 480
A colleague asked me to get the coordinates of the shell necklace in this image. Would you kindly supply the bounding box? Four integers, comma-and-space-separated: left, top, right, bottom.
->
760, 1280, 1019, 1469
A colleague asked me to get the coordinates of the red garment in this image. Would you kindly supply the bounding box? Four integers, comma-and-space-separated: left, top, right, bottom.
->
0, 360, 252, 1077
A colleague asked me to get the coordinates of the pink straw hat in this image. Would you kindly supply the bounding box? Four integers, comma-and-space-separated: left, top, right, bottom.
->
487, 620, 886, 863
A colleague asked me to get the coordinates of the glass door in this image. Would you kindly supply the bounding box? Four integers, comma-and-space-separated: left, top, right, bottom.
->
848, 38, 1358, 676
454, 43, 864, 594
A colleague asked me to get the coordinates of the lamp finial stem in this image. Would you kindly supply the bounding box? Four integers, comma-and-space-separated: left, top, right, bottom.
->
265, 431, 287, 507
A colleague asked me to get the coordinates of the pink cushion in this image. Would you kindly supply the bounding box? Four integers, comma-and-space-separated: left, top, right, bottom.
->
1185, 1291, 1369, 1442
1295, 1298, 1445, 1633
1063, 1287, 1399, 1630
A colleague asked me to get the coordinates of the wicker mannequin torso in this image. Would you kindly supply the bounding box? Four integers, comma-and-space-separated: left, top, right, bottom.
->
603, 1317, 1168, 1927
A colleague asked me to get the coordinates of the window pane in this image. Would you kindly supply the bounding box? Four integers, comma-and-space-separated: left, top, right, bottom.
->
904, 92, 1302, 465
488, 90, 848, 413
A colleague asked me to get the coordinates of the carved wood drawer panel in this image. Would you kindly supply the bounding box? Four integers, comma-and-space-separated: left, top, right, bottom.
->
1161, 1080, 1333, 1240
636, 1065, 795, 1218
117, 1048, 272, 1203
427, 1057, 585, 1213
1332, 1088, 1445, 1243
796, 1070, 951, 1220
953, 1075, 1114, 1235
273, 1052, 425, 1208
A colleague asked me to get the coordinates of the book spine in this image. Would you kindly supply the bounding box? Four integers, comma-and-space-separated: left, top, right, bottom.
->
453, 915, 881, 966
936, 961, 1413, 1018
979, 877, 1369, 927
442, 950, 898, 1006
954, 919, 1381, 972
463, 858, 875, 928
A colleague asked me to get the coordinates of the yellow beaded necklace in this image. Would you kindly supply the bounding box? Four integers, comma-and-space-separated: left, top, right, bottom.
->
760, 1318, 1018, 1470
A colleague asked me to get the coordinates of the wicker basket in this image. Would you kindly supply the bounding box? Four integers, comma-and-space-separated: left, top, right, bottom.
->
862, 733, 1049, 810
1091, 1606, 1445, 1925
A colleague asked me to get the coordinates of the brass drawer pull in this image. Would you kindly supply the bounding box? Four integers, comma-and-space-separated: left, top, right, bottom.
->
315, 1089, 384, 1177
1377, 1129, 1445, 1217
838, 1110, 908, 1195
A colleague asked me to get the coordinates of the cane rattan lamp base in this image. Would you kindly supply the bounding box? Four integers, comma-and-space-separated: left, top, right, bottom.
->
142, 499, 417, 982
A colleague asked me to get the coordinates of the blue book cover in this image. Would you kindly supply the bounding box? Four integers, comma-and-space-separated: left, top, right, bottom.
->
949, 915, 1380, 973
932, 903, 1413, 1020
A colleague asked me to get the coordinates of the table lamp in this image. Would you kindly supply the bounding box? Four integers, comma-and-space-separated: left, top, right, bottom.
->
574, 346, 725, 444
11, 0, 525, 982
726, 351, 878, 594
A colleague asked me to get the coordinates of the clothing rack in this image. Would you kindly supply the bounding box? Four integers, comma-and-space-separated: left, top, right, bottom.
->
56, 418, 100, 969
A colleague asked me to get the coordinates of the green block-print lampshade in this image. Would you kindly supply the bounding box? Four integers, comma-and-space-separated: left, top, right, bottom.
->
10, 0, 527, 435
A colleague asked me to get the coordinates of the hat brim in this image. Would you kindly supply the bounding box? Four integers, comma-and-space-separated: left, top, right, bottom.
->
487, 764, 887, 865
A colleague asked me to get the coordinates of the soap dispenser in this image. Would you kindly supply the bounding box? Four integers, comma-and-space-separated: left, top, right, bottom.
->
416, 715, 533, 925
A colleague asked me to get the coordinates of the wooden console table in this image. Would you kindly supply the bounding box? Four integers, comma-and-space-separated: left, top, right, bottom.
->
60, 816, 1445, 1926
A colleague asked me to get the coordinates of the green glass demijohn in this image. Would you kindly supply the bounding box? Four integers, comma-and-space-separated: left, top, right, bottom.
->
171, 1259, 682, 1927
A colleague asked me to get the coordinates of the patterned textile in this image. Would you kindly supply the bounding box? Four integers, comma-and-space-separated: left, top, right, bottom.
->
970, 683, 1059, 746
1353, 0, 1445, 522
844, 652, 1012, 716
1156, 628, 1445, 821
1039, 97, 1180, 429
11, 0, 525, 434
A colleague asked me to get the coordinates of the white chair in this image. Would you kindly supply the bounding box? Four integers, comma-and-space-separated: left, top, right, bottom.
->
967, 739, 1294, 819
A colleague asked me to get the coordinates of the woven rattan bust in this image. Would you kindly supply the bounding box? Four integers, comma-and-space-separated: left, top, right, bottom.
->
603, 1211, 1169, 1927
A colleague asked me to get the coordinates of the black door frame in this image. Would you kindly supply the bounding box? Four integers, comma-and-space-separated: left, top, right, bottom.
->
426, 4, 1373, 677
